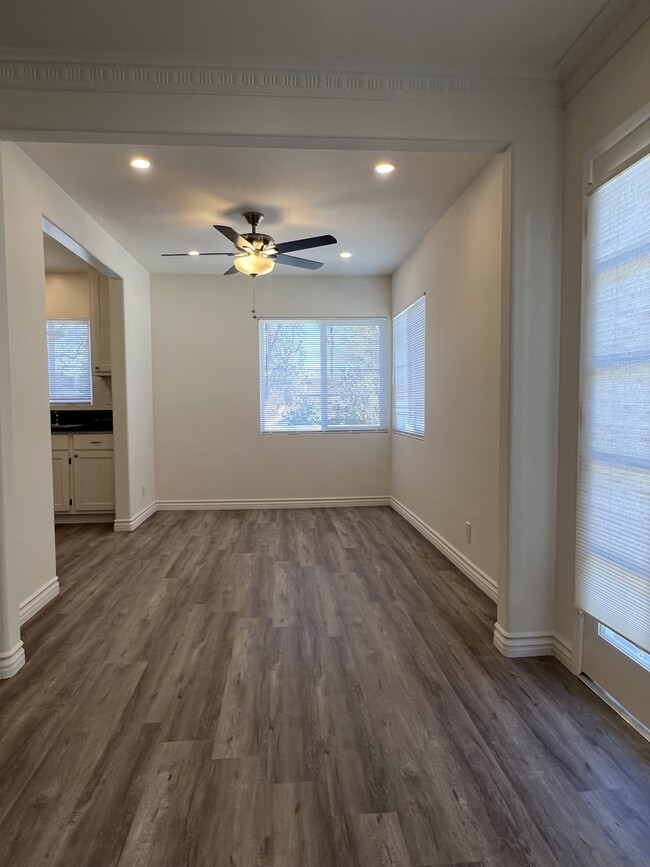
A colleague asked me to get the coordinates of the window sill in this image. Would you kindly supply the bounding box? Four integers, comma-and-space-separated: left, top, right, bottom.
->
392, 429, 424, 440
261, 429, 388, 435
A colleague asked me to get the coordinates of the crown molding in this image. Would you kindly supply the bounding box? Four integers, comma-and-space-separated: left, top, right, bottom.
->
556, 0, 650, 102
0, 51, 561, 106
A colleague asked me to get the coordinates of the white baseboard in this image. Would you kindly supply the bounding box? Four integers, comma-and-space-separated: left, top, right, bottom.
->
493, 623, 573, 667
552, 632, 573, 669
19, 576, 60, 625
0, 641, 25, 679
156, 496, 391, 511
389, 497, 498, 602
113, 501, 158, 532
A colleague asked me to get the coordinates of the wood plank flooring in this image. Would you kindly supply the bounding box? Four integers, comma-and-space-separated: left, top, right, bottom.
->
0, 507, 648, 866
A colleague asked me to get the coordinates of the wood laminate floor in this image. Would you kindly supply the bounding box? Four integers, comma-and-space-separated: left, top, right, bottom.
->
0, 507, 648, 866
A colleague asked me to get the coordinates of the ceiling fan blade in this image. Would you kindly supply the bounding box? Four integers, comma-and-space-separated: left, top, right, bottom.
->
273, 234, 336, 255
161, 252, 235, 257
213, 224, 255, 252
223, 265, 239, 275
274, 253, 323, 271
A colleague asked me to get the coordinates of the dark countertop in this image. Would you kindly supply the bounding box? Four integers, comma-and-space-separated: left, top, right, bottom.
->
50, 410, 113, 435
51, 426, 113, 434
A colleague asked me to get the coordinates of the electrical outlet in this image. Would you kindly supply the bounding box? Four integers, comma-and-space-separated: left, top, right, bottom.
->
465, 521, 472, 543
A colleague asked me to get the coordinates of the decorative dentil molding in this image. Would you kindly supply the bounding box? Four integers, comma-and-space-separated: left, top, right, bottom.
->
0, 51, 561, 106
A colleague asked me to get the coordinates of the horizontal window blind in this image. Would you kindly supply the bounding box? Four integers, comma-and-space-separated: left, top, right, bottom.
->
259, 319, 387, 432
576, 151, 650, 653
393, 296, 425, 436
46, 319, 93, 405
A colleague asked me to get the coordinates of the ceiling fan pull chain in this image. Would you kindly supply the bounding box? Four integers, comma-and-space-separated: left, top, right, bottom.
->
251, 287, 257, 320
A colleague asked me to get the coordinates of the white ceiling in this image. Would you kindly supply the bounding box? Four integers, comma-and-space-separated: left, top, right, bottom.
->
0, 0, 608, 72
23, 143, 493, 277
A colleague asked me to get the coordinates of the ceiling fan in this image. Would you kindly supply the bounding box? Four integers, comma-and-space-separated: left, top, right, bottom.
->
162, 211, 337, 277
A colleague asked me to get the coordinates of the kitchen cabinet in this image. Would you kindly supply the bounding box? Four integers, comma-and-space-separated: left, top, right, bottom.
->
51, 436, 71, 512
90, 275, 111, 374
52, 433, 114, 515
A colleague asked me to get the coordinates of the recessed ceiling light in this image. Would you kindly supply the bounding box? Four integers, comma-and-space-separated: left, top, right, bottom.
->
374, 162, 395, 175
188, 250, 200, 256
340, 251, 353, 259
130, 157, 151, 170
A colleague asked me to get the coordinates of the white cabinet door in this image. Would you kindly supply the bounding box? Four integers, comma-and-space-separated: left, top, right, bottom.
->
52, 451, 71, 513
91, 275, 111, 373
72, 450, 115, 512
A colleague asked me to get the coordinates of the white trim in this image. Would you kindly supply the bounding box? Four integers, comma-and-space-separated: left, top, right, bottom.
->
156, 496, 390, 511
19, 576, 60, 625
0, 51, 561, 106
493, 623, 574, 667
556, 0, 650, 102
389, 497, 498, 602
113, 501, 158, 532
493, 623, 554, 657
0, 642, 25, 680
552, 632, 573, 669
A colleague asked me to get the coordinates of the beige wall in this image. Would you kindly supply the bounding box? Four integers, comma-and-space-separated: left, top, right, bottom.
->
391, 155, 507, 584
45, 271, 91, 319
0, 142, 156, 665
555, 22, 650, 647
151, 274, 391, 503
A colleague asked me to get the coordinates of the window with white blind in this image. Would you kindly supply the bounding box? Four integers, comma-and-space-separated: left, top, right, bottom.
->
259, 319, 388, 432
393, 295, 425, 436
46, 319, 93, 405
576, 150, 650, 654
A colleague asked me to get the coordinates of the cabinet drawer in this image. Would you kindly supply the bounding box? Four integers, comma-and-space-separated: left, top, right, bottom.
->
51, 434, 69, 450
72, 433, 113, 450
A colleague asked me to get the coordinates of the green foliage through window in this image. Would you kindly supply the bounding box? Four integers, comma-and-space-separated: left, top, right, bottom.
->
259, 319, 388, 432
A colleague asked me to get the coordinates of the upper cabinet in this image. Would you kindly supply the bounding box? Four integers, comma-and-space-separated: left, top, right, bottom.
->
90, 274, 111, 374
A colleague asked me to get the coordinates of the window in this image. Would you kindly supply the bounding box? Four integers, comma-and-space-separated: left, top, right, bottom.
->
575, 151, 650, 654
46, 319, 93, 404
393, 295, 425, 436
259, 319, 388, 432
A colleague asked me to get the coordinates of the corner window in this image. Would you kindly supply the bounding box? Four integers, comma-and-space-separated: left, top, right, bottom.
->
259, 319, 388, 432
393, 296, 425, 436
46, 319, 93, 404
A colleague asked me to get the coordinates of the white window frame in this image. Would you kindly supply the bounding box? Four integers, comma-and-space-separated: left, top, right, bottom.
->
392, 295, 426, 438
46, 318, 93, 406
259, 317, 389, 434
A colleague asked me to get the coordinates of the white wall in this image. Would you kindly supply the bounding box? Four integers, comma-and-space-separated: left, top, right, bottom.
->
555, 21, 650, 648
0, 70, 563, 655
391, 156, 507, 585
0, 142, 155, 667
152, 274, 391, 503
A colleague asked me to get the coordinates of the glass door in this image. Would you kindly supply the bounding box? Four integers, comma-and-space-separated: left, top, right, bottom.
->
576, 146, 650, 733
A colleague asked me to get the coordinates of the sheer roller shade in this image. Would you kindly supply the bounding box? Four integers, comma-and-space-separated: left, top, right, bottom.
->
393, 296, 425, 436
46, 319, 93, 405
576, 151, 650, 653
259, 319, 388, 432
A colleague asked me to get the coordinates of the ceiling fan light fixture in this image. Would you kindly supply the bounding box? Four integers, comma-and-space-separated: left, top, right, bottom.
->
234, 252, 276, 277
